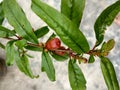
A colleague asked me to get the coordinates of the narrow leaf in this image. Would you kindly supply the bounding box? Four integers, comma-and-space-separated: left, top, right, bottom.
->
0, 42, 5, 49
94, 1, 120, 46
106, 39, 115, 51
26, 54, 34, 58
3, 0, 38, 44
31, 0, 90, 54
47, 33, 56, 42
101, 39, 115, 52
61, 0, 72, 19
100, 57, 119, 90
0, 25, 15, 37
101, 42, 107, 50
51, 52, 68, 62
15, 39, 27, 49
5, 40, 16, 66
0, 2, 4, 25
25, 45, 43, 51
68, 59, 86, 90
61, 0, 86, 27
34, 26, 49, 38
15, 51, 37, 78
88, 55, 95, 63
41, 51, 55, 81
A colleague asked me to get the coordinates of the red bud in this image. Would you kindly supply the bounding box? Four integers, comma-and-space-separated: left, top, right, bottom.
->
45, 38, 61, 50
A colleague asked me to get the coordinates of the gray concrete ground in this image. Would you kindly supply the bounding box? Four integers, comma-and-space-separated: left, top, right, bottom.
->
0, 0, 119, 90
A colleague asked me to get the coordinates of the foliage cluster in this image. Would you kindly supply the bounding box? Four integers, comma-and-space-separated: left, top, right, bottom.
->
0, 0, 120, 90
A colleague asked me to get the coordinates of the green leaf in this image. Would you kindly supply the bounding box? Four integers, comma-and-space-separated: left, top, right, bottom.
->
94, 1, 120, 46
0, 25, 15, 37
61, 0, 72, 19
25, 45, 43, 51
51, 52, 68, 62
41, 51, 55, 81
61, 0, 86, 27
101, 39, 115, 52
34, 26, 49, 38
68, 59, 86, 90
31, 0, 90, 54
26, 54, 34, 58
5, 40, 16, 66
0, 2, 4, 25
88, 55, 95, 63
47, 33, 56, 42
15, 51, 37, 78
100, 57, 119, 90
15, 39, 27, 49
3, 0, 38, 44
0, 42, 5, 49
106, 39, 115, 51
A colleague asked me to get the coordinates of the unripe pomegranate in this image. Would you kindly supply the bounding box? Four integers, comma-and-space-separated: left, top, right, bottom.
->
54, 46, 66, 56
45, 38, 61, 50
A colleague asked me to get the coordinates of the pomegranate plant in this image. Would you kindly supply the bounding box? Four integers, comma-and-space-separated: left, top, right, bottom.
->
0, 0, 120, 90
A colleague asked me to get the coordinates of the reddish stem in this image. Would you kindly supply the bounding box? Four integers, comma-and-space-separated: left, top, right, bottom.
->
15, 35, 22, 40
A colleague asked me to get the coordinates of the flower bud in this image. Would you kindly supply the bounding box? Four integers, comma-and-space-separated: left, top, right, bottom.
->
45, 38, 61, 50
